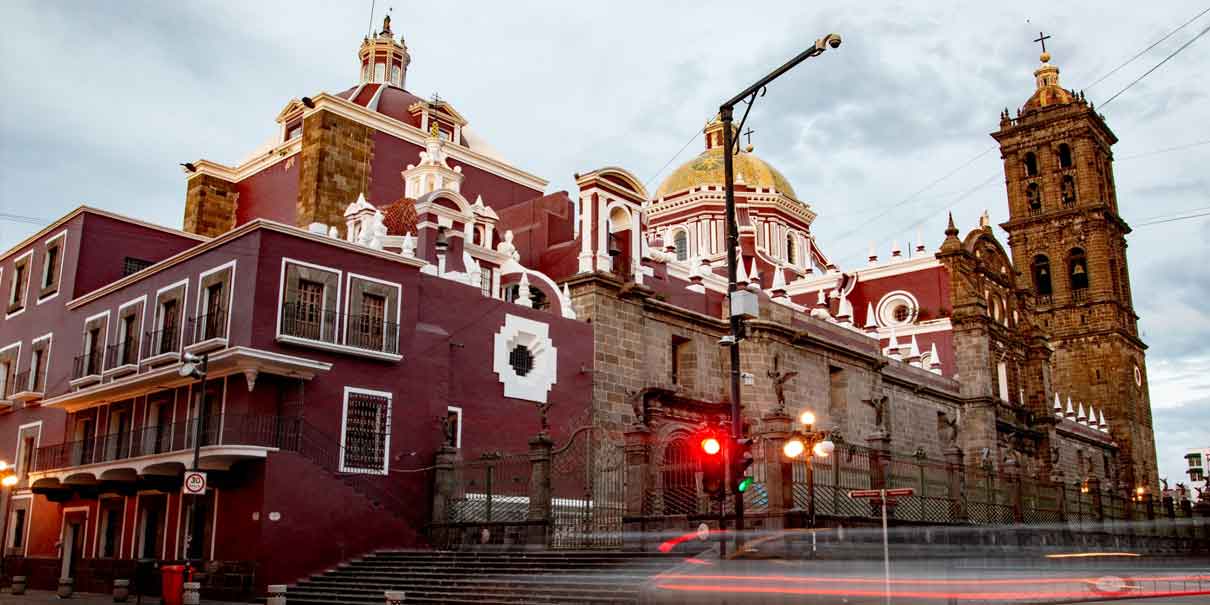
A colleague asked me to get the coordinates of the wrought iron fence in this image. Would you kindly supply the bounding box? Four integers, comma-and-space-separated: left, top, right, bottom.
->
447, 453, 532, 524
549, 426, 625, 548
280, 300, 400, 354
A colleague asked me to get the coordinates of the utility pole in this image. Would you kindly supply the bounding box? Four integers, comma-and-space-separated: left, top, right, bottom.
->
719, 33, 841, 550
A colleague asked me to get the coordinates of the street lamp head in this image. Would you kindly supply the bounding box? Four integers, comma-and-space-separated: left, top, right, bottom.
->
783, 438, 805, 459
799, 411, 816, 427
179, 351, 206, 379
1, 474, 17, 487
0, 461, 8, 472
816, 33, 842, 52
813, 439, 835, 458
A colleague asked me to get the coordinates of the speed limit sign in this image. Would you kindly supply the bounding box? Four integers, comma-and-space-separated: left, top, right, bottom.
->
183, 471, 208, 495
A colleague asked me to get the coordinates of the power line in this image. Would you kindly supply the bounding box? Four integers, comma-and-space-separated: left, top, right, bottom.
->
1102, 24, 1210, 107
1118, 139, 1210, 160
1086, 7, 1210, 89
1134, 209, 1210, 227
644, 126, 707, 192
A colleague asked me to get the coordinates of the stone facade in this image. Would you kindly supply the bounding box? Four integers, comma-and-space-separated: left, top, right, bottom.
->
297, 109, 374, 237
183, 173, 238, 237
993, 65, 1156, 490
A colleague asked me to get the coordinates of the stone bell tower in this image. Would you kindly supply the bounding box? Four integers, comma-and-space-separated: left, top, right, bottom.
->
993, 40, 1158, 491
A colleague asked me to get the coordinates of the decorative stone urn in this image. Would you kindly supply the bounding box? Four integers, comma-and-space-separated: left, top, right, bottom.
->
113, 579, 131, 602
384, 590, 406, 605
57, 577, 74, 598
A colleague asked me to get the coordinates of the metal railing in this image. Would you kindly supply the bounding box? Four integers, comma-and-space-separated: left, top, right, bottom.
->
280, 301, 338, 344
1071, 288, 1088, 303
104, 339, 140, 369
144, 326, 180, 358
10, 369, 38, 394
190, 308, 228, 343
32, 414, 302, 472
72, 350, 103, 379
280, 301, 399, 355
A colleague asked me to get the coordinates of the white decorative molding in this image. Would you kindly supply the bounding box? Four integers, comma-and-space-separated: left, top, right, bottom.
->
493, 314, 558, 403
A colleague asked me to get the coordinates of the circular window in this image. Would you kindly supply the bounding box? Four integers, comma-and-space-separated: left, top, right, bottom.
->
1134, 365, 1142, 386
876, 291, 919, 327
510, 344, 535, 376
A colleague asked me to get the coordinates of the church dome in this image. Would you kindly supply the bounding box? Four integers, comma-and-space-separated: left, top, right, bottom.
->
655, 119, 797, 200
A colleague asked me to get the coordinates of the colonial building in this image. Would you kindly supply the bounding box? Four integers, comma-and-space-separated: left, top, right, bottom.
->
0, 20, 1159, 594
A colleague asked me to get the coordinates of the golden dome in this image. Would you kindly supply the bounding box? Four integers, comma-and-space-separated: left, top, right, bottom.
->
655, 146, 797, 200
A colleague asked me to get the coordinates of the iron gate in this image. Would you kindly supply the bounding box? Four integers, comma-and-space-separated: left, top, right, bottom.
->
549, 426, 625, 548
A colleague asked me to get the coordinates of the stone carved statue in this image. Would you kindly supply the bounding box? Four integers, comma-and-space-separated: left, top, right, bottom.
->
864, 395, 889, 433
936, 411, 958, 446
1160, 477, 1169, 491
497, 229, 520, 262
766, 353, 797, 413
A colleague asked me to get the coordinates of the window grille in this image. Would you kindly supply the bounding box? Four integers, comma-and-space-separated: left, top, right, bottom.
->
343, 392, 390, 473
353, 293, 387, 350
509, 345, 535, 376
296, 281, 325, 339
123, 257, 153, 276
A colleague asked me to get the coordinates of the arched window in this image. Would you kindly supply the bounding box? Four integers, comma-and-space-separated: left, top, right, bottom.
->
1061, 175, 1076, 207
662, 437, 697, 514
1026, 182, 1042, 211
674, 230, 688, 261
786, 234, 796, 264
1068, 248, 1089, 291
1024, 152, 1039, 177
1032, 255, 1053, 296
1058, 143, 1073, 169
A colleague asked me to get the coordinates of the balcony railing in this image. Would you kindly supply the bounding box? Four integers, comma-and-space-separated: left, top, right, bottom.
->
32, 414, 302, 473
189, 308, 228, 343
72, 350, 103, 380
104, 339, 140, 369
144, 325, 181, 358
281, 301, 338, 344
280, 301, 399, 355
1036, 293, 1053, 306
1072, 288, 1088, 303
11, 368, 40, 395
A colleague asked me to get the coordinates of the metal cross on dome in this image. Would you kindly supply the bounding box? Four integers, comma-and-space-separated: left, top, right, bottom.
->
1034, 31, 1051, 53
743, 128, 755, 145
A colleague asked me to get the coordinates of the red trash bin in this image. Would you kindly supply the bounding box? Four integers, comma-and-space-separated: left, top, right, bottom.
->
161, 565, 186, 605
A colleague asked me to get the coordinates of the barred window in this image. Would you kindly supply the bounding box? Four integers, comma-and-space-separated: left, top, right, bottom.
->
509, 344, 535, 376
296, 280, 325, 339
342, 389, 391, 474
480, 267, 493, 298
123, 257, 153, 276
354, 293, 386, 350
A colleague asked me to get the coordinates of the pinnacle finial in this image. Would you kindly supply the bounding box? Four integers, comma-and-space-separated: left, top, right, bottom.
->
382, 14, 393, 36
945, 212, 958, 237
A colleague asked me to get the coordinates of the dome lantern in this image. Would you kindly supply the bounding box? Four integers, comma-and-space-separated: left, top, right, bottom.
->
359, 15, 411, 88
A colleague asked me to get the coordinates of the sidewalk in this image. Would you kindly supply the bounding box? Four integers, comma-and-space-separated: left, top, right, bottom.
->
0, 590, 249, 605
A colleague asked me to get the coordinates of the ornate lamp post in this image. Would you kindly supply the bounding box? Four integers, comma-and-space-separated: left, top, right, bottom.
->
719, 33, 841, 542
782, 411, 836, 527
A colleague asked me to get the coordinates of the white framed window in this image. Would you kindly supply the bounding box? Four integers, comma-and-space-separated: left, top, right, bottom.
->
876, 290, 919, 327
445, 406, 463, 449
339, 387, 392, 474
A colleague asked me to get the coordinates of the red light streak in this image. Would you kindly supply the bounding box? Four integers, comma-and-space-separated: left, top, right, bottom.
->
655, 582, 1210, 601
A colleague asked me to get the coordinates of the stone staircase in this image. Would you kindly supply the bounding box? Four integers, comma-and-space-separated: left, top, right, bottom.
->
284, 550, 685, 605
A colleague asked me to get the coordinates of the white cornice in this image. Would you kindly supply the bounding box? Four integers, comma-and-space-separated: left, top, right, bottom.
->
189, 138, 302, 183
66, 219, 425, 310
1, 206, 208, 264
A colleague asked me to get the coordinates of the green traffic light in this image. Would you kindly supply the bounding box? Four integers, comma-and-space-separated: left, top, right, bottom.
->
736, 476, 754, 493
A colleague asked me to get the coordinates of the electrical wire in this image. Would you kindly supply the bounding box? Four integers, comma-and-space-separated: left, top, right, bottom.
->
1102, 24, 1210, 107
644, 126, 708, 193
1085, 7, 1210, 89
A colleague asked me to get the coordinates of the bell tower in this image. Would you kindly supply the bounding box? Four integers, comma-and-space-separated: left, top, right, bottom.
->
993, 41, 1158, 491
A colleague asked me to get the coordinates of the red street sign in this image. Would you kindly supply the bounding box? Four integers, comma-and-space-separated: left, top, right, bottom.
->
848, 487, 915, 499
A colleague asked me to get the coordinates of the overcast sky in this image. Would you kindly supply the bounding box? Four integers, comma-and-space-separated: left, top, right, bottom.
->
1, 1, 1206, 486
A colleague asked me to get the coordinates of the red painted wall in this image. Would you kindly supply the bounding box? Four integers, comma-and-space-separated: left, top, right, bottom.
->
235, 157, 301, 227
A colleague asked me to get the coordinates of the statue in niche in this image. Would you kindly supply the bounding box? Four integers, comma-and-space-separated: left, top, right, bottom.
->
766, 353, 798, 414
936, 411, 958, 447
864, 394, 889, 433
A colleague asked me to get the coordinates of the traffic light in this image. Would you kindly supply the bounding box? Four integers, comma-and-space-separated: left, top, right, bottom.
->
699, 430, 726, 498
733, 437, 755, 493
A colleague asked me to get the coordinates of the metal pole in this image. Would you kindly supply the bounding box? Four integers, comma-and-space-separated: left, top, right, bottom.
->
721, 105, 745, 552
881, 489, 891, 605
190, 354, 209, 472
1, 484, 11, 583
717, 33, 841, 551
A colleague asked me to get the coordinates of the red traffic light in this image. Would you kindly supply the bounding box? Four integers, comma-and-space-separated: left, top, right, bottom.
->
700, 437, 722, 456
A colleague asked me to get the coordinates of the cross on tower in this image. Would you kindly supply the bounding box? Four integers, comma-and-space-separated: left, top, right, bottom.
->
742, 128, 755, 145
1034, 31, 1051, 53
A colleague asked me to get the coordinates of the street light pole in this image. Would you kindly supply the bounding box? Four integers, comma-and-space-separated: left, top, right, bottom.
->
719, 33, 841, 547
